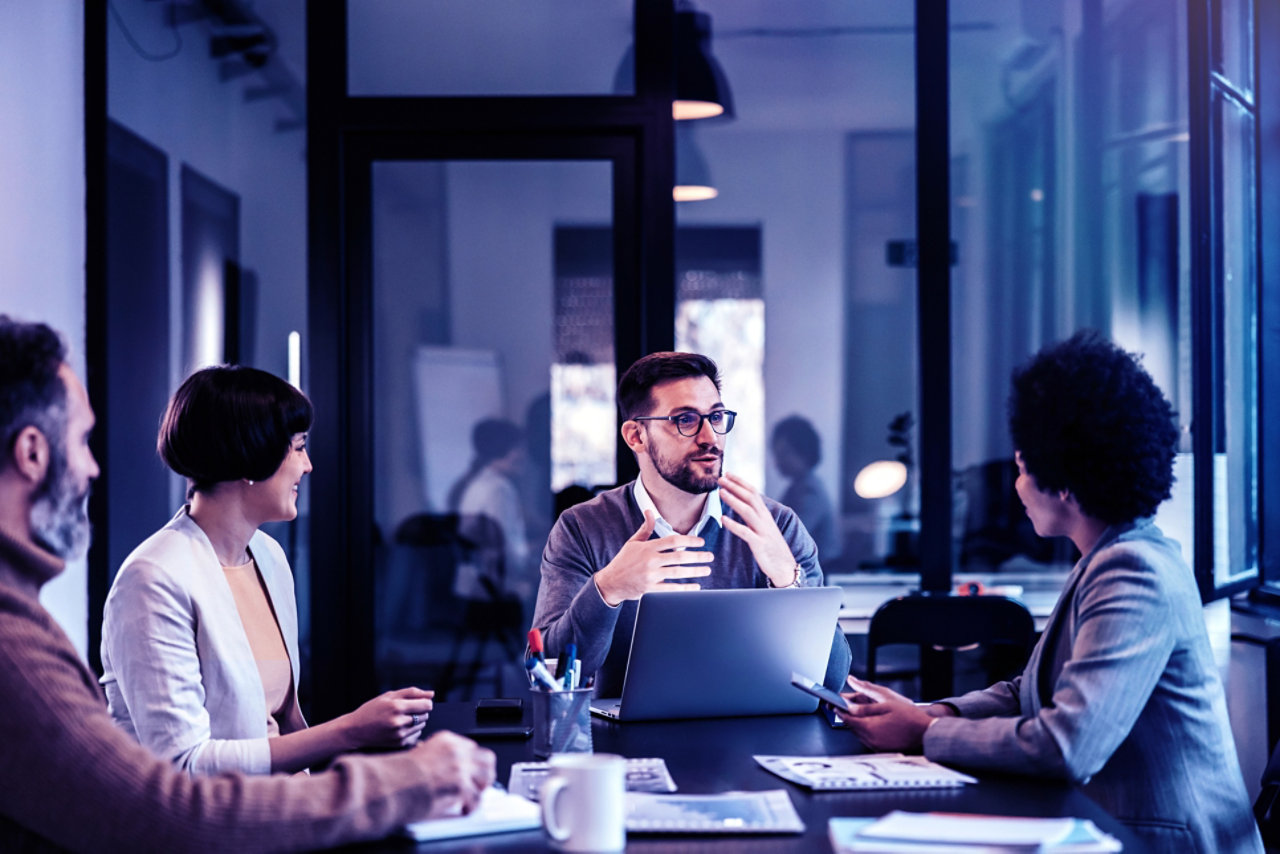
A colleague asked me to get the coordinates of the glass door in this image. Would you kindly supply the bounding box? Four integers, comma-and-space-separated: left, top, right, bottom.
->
368, 157, 616, 698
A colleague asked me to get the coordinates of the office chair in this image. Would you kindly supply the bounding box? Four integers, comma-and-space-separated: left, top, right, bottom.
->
389, 513, 469, 634
866, 592, 1036, 701
1252, 636, 1280, 847
387, 513, 525, 699
442, 512, 527, 699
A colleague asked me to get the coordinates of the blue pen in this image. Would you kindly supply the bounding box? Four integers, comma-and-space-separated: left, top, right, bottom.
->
526, 657, 559, 691
561, 644, 577, 689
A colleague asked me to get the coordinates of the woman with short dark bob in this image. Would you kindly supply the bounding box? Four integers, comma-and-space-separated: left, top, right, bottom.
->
100, 366, 433, 776
836, 331, 1261, 852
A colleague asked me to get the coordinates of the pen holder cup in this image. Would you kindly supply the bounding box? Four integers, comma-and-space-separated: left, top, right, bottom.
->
531, 686, 594, 758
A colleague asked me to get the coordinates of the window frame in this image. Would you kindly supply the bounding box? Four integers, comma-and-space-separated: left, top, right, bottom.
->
1190, 0, 1265, 601
1252, 0, 1280, 599
305, 2, 676, 719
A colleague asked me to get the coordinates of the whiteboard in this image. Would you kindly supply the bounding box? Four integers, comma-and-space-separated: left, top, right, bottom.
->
413, 346, 504, 511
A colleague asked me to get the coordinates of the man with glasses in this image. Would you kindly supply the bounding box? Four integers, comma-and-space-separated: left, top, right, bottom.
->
530, 352, 851, 697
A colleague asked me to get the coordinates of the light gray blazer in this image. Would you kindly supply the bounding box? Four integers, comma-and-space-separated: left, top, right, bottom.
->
924, 519, 1261, 853
100, 507, 306, 775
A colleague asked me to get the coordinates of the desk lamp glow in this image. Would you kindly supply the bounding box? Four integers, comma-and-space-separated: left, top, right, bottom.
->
853, 460, 908, 500
855, 460, 914, 566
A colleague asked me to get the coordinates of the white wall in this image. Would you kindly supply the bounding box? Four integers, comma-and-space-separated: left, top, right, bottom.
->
0, 4, 88, 656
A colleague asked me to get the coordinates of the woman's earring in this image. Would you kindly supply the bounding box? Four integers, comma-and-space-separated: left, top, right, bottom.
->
247, 479, 255, 486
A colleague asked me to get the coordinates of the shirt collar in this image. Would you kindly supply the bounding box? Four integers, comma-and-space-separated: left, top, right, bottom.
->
632, 474, 722, 537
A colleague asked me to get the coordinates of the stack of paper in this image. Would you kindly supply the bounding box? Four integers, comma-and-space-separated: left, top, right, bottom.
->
829, 811, 1123, 853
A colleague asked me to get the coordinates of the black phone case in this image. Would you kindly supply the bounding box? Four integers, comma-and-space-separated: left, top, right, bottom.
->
475, 698, 524, 722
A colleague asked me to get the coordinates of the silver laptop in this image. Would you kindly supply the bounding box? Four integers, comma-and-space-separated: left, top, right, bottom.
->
589, 586, 843, 721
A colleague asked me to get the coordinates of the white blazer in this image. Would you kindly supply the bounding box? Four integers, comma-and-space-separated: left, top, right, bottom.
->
100, 507, 306, 775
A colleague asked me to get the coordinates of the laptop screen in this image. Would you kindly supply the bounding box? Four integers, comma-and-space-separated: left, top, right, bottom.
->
592, 586, 843, 721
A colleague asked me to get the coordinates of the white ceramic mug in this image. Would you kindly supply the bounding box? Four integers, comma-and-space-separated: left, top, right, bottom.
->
540, 752, 626, 852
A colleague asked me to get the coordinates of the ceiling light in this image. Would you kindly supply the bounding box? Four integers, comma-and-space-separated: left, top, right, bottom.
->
673, 3, 734, 120
674, 124, 717, 201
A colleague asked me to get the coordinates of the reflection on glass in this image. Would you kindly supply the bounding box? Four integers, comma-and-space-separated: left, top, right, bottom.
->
1217, 0, 1254, 95
949, 1, 1207, 590
1215, 93, 1258, 586
551, 363, 616, 492
676, 1, 916, 574
372, 160, 611, 699
676, 297, 764, 489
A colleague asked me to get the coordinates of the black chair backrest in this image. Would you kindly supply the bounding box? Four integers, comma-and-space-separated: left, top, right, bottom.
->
867, 593, 1036, 685
1257, 739, 1280, 848
1254, 636, 1280, 847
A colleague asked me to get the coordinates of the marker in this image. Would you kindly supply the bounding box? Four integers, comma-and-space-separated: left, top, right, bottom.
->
561, 649, 578, 689
525, 657, 559, 691
527, 628, 546, 664
556, 642, 577, 684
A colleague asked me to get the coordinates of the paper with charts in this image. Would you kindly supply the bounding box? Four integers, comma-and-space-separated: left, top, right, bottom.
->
755, 753, 978, 790
507, 757, 677, 801
624, 789, 804, 834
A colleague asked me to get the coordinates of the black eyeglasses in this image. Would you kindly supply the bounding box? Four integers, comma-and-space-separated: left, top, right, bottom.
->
633, 410, 737, 437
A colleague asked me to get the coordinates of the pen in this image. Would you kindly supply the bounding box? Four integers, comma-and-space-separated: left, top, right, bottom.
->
525, 657, 559, 691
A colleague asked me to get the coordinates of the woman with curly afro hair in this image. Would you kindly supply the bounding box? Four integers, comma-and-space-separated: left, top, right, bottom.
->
836, 330, 1261, 853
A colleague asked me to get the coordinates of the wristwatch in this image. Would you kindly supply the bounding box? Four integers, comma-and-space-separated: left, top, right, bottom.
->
767, 562, 803, 588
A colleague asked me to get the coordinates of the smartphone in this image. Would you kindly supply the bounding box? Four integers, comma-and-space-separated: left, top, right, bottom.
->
790, 672, 853, 713
462, 724, 534, 739
475, 698, 524, 723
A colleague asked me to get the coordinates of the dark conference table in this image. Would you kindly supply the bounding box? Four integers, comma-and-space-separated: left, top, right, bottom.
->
360, 699, 1141, 853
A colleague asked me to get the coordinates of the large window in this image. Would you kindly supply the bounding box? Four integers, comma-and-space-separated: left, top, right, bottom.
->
946, 0, 1260, 600
1202, 0, 1259, 593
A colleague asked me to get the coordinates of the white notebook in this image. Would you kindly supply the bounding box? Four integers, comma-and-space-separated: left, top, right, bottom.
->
829, 811, 1123, 853
755, 753, 977, 790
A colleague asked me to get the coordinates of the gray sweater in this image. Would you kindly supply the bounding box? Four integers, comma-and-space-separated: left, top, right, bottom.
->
925, 519, 1262, 853
530, 483, 852, 697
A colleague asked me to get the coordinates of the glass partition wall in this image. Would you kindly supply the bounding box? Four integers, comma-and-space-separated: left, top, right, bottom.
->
371, 160, 614, 696
325, 2, 932, 703
93, 0, 1263, 716
315, 1, 1261, 713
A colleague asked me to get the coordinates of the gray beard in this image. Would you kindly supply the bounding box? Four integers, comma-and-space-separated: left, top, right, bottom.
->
30, 462, 91, 560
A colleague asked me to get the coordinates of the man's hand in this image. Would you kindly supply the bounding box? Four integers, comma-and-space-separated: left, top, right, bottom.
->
412, 731, 497, 818
593, 510, 714, 607
833, 675, 943, 753
717, 472, 800, 587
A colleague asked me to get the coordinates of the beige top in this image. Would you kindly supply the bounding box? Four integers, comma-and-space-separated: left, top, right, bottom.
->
222, 557, 293, 736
